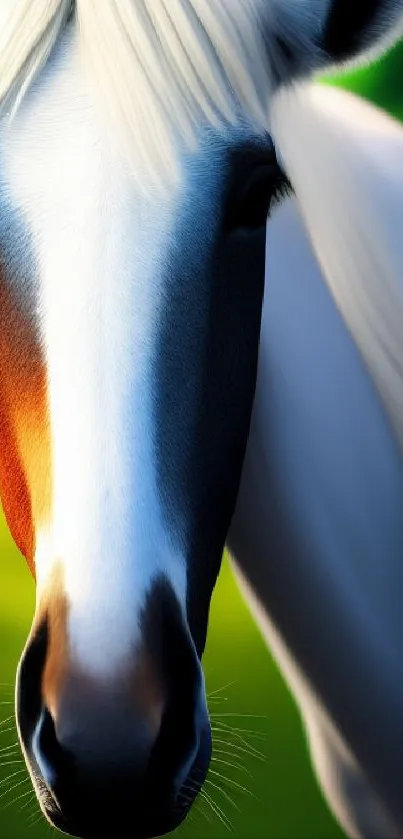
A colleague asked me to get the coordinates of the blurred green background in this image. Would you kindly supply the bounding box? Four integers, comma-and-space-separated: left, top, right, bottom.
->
1, 43, 403, 839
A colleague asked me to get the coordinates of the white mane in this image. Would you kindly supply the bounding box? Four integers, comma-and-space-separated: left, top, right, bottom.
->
0, 0, 300, 186
272, 81, 403, 453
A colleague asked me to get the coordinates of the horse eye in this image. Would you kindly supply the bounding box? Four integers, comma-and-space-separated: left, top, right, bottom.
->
227, 164, 288, 232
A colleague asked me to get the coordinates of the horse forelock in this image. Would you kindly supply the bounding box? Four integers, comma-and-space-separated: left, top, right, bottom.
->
0, 0, 329, 190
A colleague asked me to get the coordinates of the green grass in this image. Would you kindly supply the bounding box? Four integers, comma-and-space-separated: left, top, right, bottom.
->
322, 40, 403, 122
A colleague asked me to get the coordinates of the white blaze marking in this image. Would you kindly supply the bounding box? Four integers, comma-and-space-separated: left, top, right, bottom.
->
2, 31, 186, 676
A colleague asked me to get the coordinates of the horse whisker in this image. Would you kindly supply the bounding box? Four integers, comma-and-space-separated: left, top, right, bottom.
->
0, 769, 27, 789
207, 696, 229, 703
211, 720, 267, 740
205, 776, 242, 813
26, 808, 44, 827
208, 768, 259, 800
193, 797, 213, 823
210, 712, 267, 720
0, 725, 17, 737
2, 786, 35, 812
211, 754, 253, 777
19, 791, 37, 813
207, 681, 237, 697
212, 726, 267, 757
0, 760, 24, 769
0, 742, 20, 754
200, 786, 234, 833
0, 715, 15, 729
211, 735, 267, 763
0, 775, 30, 801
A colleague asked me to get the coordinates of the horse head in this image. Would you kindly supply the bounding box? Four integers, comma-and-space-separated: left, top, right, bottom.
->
0, 1, 401, 837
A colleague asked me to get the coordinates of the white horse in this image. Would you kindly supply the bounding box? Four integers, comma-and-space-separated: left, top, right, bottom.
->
1, 1, 403, 837
230, 76, 403, 839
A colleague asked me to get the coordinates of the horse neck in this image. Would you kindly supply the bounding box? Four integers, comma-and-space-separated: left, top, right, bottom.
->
229, 195, 403, 826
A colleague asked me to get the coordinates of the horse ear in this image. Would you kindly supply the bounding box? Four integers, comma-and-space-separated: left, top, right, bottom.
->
268, 0, 403, 83
320, 0, 403, 66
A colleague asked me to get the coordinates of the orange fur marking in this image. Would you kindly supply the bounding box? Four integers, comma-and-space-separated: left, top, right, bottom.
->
40, 566, 69, 720
0, 269, 52, 576
39, 566, 165, 736
132, 648, 166, 736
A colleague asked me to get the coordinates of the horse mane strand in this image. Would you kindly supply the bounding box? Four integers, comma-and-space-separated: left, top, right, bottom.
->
0, 0, 274, 186
271, 81, 403, 453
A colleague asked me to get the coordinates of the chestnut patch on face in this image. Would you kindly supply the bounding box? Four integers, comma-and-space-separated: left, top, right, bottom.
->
0, 267, 52, 572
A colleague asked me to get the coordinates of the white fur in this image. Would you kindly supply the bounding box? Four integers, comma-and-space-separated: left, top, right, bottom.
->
2, 32, 186, 677
0, 0, 333, 188
3, 0, 403, 190
229, 191, 403, 836
233, 568, 400, 838
271, 82, 403, 456
4, 0, 403, 190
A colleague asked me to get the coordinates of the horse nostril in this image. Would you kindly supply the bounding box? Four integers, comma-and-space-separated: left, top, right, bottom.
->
175, 721, 212, 819
16, 619, 48, 731
33, 707, 67, 790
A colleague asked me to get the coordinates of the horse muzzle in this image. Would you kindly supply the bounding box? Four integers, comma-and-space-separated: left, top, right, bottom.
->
15, 578, 211, 838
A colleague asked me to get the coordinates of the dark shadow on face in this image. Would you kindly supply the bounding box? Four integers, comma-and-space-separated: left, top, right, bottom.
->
153, 129, 288, 654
